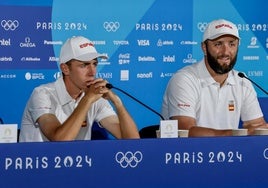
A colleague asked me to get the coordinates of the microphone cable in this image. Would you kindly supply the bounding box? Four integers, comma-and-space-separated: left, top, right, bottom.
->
107, 83, 165, 120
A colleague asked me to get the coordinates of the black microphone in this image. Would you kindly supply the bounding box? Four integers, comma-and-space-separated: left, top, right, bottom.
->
106, 83, 165, 120
238, 72, 268, 95
0, 118, 3, 124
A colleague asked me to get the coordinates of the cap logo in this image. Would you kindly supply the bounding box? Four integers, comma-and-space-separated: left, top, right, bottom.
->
215, 24, 233, 30
79, 42, 94, 49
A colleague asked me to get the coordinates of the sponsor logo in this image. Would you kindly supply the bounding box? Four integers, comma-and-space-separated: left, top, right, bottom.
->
157, 39, 174, 46
160, 72, 174, 78
0, 38, 11, 46
120, 70, 129, 81
21, 57, 41, 62
98, 58, 111, 65
20, 37, 36, 48
163, 55, 175, 62
113, 40, 129, 45
49, 57, 59, 62
96, 72, 113, 79
247, 71, 263, 77
247, 37, 259, 48
138, 56, 156, 62
0, 74, 16, 79
137, 40, 150, 46
183, 54, 197, 64
119, 53, 130, 65
0, 57, 12, 61
180, 40, 198, 45
25, 72, 45, 80
137, 72, 153, 79
92, 40, 106, 45
44, 40, 63, 45
54, 72, 61, 79
243, 56, 259, 61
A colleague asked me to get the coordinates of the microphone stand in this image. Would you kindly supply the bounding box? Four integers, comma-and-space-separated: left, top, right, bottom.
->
108, 84, 165, 120
238, 72, 268, 95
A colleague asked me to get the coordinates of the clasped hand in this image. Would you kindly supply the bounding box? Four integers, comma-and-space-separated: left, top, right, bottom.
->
86, 78, 117, 102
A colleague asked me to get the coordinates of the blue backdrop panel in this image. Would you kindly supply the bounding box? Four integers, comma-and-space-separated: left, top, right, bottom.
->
1, 136, 268, 187
0, 0, 267, 131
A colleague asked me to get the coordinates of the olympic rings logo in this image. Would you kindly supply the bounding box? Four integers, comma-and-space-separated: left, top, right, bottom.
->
1, 20, 19, 31
103, 21, 120, 32
197, 22, 208, 32
115, 151, 143, 168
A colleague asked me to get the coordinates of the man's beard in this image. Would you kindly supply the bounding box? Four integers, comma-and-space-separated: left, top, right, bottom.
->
206, 45, 238, 74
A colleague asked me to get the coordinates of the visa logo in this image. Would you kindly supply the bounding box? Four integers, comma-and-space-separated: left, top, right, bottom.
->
137, 40, 150, 46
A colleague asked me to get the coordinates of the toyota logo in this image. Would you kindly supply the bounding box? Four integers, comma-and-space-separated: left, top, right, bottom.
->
115, 151, 143, 168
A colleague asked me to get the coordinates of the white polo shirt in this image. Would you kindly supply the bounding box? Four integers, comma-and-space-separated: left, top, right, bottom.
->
19, 76, 116, 142
162, 59, 263, 129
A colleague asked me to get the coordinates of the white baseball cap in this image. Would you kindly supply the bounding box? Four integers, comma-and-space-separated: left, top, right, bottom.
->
202, 19, 240, 42
59, 36, 108, 64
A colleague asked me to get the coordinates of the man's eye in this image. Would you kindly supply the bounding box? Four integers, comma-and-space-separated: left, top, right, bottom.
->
81, 63, 89, 68
214, 42, 222, 47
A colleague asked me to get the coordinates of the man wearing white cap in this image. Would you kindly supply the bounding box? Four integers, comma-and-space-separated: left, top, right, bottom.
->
162, 19, 268, 137
20, 36, 140, 142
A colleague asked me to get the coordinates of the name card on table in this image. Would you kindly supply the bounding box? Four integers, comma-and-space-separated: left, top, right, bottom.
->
160, 120, 178, 138
0, 124, 18, 143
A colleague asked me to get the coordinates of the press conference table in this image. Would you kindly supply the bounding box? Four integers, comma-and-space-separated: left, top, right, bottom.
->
1, 136, 268, 188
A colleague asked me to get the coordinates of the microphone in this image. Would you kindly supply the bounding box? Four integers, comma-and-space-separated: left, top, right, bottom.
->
238, 72, 268, 95
0, 118, 3, 124
106, 83, 165, 120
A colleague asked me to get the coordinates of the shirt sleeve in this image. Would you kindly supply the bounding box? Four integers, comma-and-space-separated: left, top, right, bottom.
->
28, 87, 58, 123
92, 98, 117, 122
166, 70, 199, 119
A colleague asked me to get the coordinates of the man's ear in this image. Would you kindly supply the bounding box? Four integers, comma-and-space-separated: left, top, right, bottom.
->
60, 63, 70, 75
201, 42, 207, 56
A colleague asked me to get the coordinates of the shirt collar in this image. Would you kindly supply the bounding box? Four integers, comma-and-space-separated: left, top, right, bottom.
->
55, 76, 73, 106
198, 59, 236, 87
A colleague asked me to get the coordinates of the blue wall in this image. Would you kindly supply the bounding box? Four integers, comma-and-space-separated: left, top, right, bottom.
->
0, 0, 267, 131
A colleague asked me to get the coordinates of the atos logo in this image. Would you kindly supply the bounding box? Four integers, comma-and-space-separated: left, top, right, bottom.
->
115, 151, 143, 168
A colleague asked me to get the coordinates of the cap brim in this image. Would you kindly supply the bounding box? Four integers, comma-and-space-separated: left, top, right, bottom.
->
75, 53, 108, 62
205, 33, 240, 41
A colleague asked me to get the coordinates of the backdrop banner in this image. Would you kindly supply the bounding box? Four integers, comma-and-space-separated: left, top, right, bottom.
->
0, 0, 267, 131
